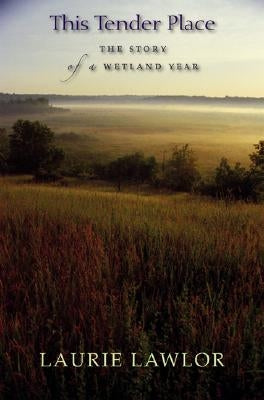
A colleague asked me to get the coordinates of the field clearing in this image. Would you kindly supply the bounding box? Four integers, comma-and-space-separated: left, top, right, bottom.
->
1, 177, 264, 233
1, 104, 264, 174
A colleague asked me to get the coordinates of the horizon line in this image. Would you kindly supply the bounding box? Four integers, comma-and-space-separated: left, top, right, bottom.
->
1, 92, 264, 100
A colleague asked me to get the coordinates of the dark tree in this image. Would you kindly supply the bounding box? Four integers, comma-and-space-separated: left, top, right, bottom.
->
200, 157, 261, 202
250, 140, 264, 171
0, 128, 8, 174
249, 140, 264, 197
107, 152, 157, 191
164, 144, 200, 192
215, 158, 257, 200
8, 120, 64, 175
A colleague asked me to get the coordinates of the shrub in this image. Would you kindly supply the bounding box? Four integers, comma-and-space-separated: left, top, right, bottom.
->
163, 144, 200, 192
107, 152, 157, 190
34, 169, 63, 183
200, 158, 260, 201
0, 128, 8, 174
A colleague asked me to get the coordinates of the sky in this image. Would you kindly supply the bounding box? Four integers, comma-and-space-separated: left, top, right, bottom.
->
0, 0, 264, 96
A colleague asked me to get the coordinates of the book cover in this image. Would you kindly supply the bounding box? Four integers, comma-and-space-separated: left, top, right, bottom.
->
0, 0, 263, 399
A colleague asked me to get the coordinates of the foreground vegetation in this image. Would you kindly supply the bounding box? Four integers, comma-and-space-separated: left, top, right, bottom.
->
0, 179, 264, 399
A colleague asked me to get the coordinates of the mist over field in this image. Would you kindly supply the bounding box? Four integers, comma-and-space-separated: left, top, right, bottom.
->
2, 96, 263, 174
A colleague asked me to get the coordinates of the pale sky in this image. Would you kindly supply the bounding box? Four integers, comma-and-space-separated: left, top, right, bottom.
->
0, 0, 264, 96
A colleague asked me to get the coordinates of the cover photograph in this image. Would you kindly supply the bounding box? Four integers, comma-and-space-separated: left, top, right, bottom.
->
0, 0, 264, 399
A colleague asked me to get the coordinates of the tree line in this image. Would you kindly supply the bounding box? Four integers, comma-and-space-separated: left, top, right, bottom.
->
0, 119, 263, 201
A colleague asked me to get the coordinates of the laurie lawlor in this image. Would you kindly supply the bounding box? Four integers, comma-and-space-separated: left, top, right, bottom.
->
40, 352, 224, 368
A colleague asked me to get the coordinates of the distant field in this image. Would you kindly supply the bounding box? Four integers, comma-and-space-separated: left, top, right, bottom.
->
1, 103, 264, 174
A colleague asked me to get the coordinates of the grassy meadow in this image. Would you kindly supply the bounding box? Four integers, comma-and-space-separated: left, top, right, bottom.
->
0, 177, 264, 399
1, 103, 264, 399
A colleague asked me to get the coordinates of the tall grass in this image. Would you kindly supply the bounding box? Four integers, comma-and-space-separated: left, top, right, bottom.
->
0, 180, 263, 399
